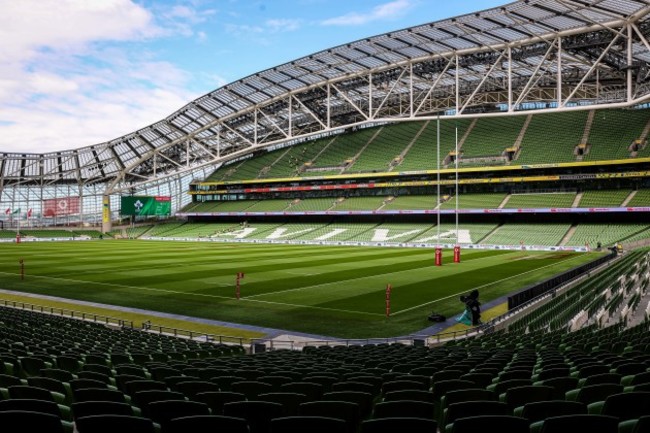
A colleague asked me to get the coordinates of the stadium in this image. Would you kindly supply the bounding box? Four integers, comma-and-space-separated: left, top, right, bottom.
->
0, 0, 649, 431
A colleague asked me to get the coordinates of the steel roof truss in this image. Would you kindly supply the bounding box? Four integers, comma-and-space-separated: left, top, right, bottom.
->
413, 57, 457, 116
109, 146, 126, 171
155, 149, 184, 171
514, 38, 560, 108
372, 66, 409, 117
632, 21, 650, 52
290, 94, 328, 131
190, 137, 220, 161
562, 30, 624, 105
257, 102, 290, 139
329, 82, 370, 122
460, 49, 508, 113
220, 121, 255, 149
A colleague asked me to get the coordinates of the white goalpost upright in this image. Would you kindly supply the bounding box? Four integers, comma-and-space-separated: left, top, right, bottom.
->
454, 123, 461, 263
435, 115, 442, 266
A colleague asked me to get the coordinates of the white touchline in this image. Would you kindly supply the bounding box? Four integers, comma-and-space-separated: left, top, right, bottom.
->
242, 297, 385, 316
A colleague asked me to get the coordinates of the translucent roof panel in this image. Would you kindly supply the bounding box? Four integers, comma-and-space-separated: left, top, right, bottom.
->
598, 0, 647, 16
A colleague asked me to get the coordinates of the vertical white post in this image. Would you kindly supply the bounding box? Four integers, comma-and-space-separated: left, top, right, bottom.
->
557, 37, 562, 107
254, 109, 258, 146
289, 96, 293, 136
409, 64, 414, 118
455, 124, 459, 244
508, 46, 513, 112
369, 72, 373, 119
437, 115, 440, 244
628, 24, 633, 103
455, 54, 460, 114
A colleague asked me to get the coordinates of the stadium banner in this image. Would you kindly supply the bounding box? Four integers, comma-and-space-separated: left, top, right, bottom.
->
176, 206, 650, 218
143, 236, 589, 253
43, 197, 80, 217
0, 237, 91, 243
121, 196, 171, 216
102, 195, 110, 223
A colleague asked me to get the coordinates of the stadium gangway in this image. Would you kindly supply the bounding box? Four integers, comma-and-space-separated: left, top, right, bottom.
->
0, 298, 134, 329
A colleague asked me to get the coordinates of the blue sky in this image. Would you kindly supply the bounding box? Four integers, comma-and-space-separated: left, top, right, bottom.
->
0, 0, 508, 154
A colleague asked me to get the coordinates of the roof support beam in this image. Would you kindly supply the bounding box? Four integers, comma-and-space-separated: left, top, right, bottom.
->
514, 39, 559, 109
460, 50, 507, 114
562, 31, 622, 106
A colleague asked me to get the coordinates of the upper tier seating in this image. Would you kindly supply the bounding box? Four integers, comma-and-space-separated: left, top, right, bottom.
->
203, 108, 650, 181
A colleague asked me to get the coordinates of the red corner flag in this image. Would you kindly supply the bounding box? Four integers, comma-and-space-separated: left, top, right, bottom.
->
27, 209, 32, 218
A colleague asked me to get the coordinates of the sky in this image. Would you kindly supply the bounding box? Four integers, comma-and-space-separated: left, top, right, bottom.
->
0, 0, 509, 154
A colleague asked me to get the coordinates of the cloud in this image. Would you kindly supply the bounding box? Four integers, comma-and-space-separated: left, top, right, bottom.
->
29, 73, 80, 96
0, 0, 160, 63
224, 17, 301, 47
225, 23, 266, 37
203, 73, 230, 89
158, 4, 218, 37
321, 0, 413, 26
0, 52, 197, 153
224, 23, 269, 46
266, 19, 302, 33
0, 0, 212, 154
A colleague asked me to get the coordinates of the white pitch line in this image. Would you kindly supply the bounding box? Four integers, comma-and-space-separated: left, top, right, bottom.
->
0, 269, 380, 316
0, 271, 236, 300
391, 253, 586, 316
54, 262, 206, 279
245, 250, 523, 299
236, 297, 385, 317
285, 271, 321, 276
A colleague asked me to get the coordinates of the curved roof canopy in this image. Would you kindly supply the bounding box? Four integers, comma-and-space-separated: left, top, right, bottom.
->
2, 0, 649, 191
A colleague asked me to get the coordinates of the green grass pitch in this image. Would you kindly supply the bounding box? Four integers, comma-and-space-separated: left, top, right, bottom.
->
0, 240, 600, 338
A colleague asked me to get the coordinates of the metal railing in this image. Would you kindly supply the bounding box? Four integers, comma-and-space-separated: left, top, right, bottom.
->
0, 298, 252, 348
142, 322, 249, 346
0, 299, 134, 328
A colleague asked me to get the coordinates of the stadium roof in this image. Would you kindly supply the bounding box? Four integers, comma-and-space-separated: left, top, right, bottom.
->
1, 0, 649, 191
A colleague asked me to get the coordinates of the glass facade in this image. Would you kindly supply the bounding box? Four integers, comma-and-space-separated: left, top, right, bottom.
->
0, 167, 215, 230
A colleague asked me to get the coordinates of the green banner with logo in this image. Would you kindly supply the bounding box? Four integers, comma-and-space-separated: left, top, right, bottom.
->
121, 196, 171, 216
